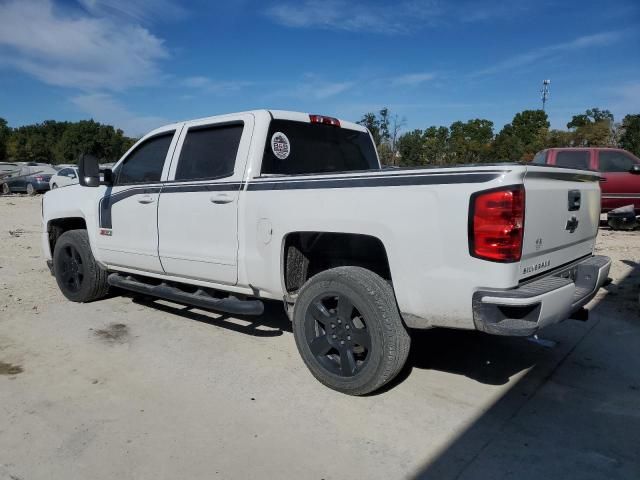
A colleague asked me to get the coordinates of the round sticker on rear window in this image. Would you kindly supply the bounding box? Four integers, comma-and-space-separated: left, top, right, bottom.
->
271, 132, 290, 160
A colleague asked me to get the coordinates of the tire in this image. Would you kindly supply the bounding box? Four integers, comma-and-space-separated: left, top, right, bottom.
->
2, 183, 10, 195
292, 266, 410, 395
53, 229, 109, 302
26, 183, 35, 195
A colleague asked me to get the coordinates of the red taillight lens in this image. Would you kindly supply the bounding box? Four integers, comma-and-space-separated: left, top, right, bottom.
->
470, 186, 525, 262
309, 114, 340, 127
35, 176, 43, 181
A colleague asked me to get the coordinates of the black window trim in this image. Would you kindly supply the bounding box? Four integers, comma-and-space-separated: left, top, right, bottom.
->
168, 120, 245, 184
113, 130, 176, 186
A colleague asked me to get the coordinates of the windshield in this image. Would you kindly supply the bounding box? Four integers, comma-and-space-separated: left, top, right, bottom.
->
261, 119, 379, 175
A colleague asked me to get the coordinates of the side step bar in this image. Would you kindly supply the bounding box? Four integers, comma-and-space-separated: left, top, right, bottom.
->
107, 273, 264, 316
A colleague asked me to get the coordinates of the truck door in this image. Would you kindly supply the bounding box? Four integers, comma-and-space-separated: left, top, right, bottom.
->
95, 127, 180, 273
596, 149, 640, 212
157, 113, 254, 285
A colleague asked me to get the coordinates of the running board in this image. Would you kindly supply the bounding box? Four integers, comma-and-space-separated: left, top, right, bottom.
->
107, 273, 264, 316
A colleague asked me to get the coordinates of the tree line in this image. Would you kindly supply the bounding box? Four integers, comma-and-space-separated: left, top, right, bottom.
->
0, 118, 136, 165
358, 108, 640, 166
1, 109, 639, 167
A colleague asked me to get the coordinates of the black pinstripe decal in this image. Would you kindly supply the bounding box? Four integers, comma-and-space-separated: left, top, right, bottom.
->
97, 171, 506, 228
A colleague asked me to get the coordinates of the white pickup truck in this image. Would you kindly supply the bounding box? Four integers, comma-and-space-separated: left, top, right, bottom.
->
41, 110, 611, 395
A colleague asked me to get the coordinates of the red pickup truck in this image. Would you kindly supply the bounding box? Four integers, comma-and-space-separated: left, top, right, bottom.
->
533, 147, 640, 213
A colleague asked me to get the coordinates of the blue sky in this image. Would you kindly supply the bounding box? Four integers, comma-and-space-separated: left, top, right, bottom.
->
0, 0, 638, 137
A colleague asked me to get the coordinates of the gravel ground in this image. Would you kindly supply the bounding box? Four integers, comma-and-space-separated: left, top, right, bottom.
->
0, 195, 638, 480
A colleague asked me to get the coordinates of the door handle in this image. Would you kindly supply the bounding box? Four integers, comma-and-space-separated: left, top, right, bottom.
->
210, 194, 233, 204
138, 195, 155, 204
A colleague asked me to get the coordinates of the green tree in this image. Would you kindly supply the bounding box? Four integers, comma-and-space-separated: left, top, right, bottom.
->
357, 112, 382, 146
619, 114, 640, 157
566, 108, 615, 147
546, 129, 573, 148
494, 110, 549, 161
448, 119, 494, 163
567, 108, 614, 129
397, 129, 425, 166
0, 117, 10, 161
493, 124, 525, 160
3, 118, 135, 164
422, 126, 449, 165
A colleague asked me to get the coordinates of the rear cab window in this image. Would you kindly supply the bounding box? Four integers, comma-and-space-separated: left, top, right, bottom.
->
261, 119, 379, 175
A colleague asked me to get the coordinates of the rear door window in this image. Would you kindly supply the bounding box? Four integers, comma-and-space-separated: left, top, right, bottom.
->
174, 124, 243, 181
555, 151, 590, 169
598, 151, 636, 172
115, 132, 174, 185
261, 120, 379, 175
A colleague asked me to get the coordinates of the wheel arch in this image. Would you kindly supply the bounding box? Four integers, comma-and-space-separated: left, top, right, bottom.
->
281, 231, 392, 296
47, 217, 88, 255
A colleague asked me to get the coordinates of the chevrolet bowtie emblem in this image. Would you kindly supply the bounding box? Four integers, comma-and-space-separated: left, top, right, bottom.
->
565, 216, 579, 233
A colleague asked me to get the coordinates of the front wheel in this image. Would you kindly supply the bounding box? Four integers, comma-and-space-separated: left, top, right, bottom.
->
53, 229, 109, 302
292, 266, 410, 395
2, 183, 10, 195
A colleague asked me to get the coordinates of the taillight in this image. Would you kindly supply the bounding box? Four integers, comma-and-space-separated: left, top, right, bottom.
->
470, 185, 525, 262
35, 176, 43, 181
309, 114, 340, 127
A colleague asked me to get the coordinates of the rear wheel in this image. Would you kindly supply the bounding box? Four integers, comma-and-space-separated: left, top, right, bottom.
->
26, 183, 35, 195
53, 230, 109, 302
292, 266, 410, 395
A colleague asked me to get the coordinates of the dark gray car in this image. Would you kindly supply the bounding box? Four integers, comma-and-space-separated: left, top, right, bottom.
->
1, 164, 58, 195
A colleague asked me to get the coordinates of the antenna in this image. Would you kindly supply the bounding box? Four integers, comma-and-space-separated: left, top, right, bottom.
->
540, 79, 551, 111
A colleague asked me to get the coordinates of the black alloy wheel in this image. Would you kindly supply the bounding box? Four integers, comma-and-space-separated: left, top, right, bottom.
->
304, 293, 372, 377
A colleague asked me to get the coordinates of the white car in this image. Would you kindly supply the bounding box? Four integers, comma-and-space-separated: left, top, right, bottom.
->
41, 110, 611, 395
49, 167, 79, 189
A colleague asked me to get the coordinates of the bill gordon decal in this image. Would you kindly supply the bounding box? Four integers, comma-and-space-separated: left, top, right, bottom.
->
271, 132, 290, 160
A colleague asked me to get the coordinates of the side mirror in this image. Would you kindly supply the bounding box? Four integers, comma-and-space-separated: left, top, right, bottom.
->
78, 154, 101, 187
630, 164, 640, 174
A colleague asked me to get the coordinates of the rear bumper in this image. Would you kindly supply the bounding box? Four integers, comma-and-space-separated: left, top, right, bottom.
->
473, 255, 611, 336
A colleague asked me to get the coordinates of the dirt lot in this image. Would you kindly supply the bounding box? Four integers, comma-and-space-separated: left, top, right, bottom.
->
1, 195, 639, 480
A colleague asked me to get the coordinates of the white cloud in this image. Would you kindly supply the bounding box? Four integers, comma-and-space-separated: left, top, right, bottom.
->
292, 76, 355, 100
471, 31, 625, 77
0, 0, 168, 90
265, 0, 534, 34
608, 81, 640, 119
181, 76, 254, 93
72, 93, 168, 137
391, 72, 436, 87
265, 0, 442, 34
77, 0, 187, 24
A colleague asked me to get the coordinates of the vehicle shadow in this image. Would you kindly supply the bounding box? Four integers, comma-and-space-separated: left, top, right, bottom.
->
391, 328, 546, 389
411, 260, 640, 479
127, 294, 292, 337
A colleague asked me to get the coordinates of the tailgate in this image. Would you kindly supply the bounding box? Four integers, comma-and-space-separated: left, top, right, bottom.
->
519, 166, 601, 280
